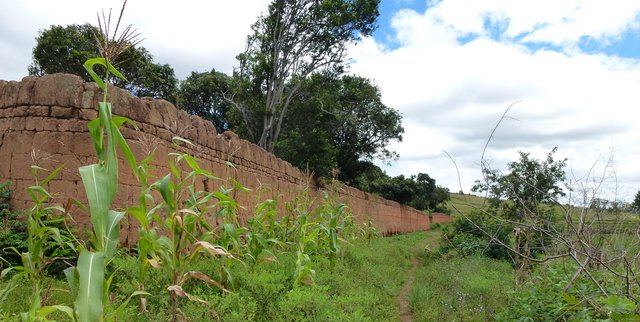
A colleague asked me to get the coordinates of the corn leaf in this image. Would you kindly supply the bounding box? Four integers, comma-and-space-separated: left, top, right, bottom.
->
87, 118, 104, 160
105, 210, 125, 259
64, 266, 78, 299
83, 58, 127, 91
154, 174, 176, 212
183, 271, 229, 293
79, 164, 110, 248
37, 305, 75, 321
108, 290, 150, 320
168, 285, 206, 304
171, 136, 194, 146
112, 116, 140, 180
76, 250, 104, 322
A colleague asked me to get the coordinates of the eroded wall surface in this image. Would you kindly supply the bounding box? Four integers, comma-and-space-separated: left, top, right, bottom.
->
0, 74, 448, 242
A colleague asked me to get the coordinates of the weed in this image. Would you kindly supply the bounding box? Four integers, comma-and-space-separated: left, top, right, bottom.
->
410, 256, 512, 321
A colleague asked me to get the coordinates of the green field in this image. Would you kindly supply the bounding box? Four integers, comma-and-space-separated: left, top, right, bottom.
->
446, 192, 489, 216
0, 229, 520, 321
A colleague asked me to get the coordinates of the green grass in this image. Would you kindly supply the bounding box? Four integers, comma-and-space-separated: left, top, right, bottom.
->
409, 255, 513, 321
0, 275, 74, 322
1, 232, 436, 321
446, 193, 489, 216
447, 192, 639, 223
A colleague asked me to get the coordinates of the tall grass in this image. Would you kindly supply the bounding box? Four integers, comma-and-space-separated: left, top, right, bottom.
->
409, 255, 513, 321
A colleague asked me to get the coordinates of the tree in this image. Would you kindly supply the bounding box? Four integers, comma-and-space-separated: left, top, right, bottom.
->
178, 69, 233, 133
473, 147, 567, 218
274, 74, 403, 180
232, 0, 380, 152
332, 75, 403, 184
28, 24, 97, 78
632, 190, 640, 213
352, 167, 450, 212
380, 174, 449, 212
29, 23, 178, 103
471, 147, 567, 270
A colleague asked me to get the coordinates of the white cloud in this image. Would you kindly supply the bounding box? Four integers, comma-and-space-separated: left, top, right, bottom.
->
414, 0, 640, 48
0, 0, 270, 80
2, 0, 640, 201
351, 1, 640, 201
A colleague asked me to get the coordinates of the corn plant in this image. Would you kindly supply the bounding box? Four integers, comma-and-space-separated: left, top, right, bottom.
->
358, 217, 380, 244
0, 166, 76, 321
59, 3, 148, 319
245, 198, 285, 268
317, 199, 347, 268
125, 151, 156, 311
293, 220, 319, 287
131, 145, 236, 321
55, 55, 146, 322
283, 190, 319, 287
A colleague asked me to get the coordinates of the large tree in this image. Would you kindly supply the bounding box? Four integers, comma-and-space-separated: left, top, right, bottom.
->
275, 73, 403, 181
473, 147, 567, 218
232, 0, 380, 152
29, 23, 178, 103
632, 190, 640, 213
352, 169, 450, 212
471, 147, 567, 266
178, 69, 233, 133
332, 75, 403, 184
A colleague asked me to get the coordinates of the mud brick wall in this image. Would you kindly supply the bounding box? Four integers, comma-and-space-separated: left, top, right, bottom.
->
0, 74, 449, 242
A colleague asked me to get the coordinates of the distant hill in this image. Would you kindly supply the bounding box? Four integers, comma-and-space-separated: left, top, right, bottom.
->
446, 193, 488, 217
446, 193, 639, 227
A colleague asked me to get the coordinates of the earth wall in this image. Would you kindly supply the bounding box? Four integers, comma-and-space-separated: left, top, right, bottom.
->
0, 74, 449, 243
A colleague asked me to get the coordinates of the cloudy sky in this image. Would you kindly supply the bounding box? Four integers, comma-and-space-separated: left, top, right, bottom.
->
2, 0, 640, 202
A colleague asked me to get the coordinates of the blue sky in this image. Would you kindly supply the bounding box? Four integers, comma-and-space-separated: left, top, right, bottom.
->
2, 0, 640, 202
374, 0, 640, 59
349, 0, 640, 203
376, 0, 428, 49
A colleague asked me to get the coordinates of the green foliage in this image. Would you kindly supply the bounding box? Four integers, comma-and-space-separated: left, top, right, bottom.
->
0, 181, 76, 277
354, 166, 451, 212
0, 183, 26, 270
473, 147, 567, 216
441, 209, 513, 260
632, 190, 640, 213
465, 148, 567, 268
141, 148, 236, 320
410, 256, 513, 321
0, 166, 78, 321
275, 74, 404, 180
278, 285, 333, 321
233, 0, 381, 152
29, 23, 178, 103
178, 69, 233, 133
496, 261, 640, 321
2, 227, 429, 321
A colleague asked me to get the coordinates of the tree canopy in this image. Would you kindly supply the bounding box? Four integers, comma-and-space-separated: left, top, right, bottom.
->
275, 73, 403, 181
473, 147, 567, 217
469, 147, 567, 264
29, 23, 178, 103
178, 69, 233, 133
232, 0, 380, 152
351, 165, 450, 212
632, 190, 640, 212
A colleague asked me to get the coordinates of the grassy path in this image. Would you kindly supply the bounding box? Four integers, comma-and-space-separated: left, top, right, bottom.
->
398, 256, 418, 322
397, 231, 441, 322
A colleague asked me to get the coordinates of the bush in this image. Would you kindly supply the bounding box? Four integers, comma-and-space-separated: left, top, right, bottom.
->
410, 256, 512, 321
278, 286, 334, 321
0, 182, 27, 270
495, 259, 640, 321
441, 209, 513, 260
